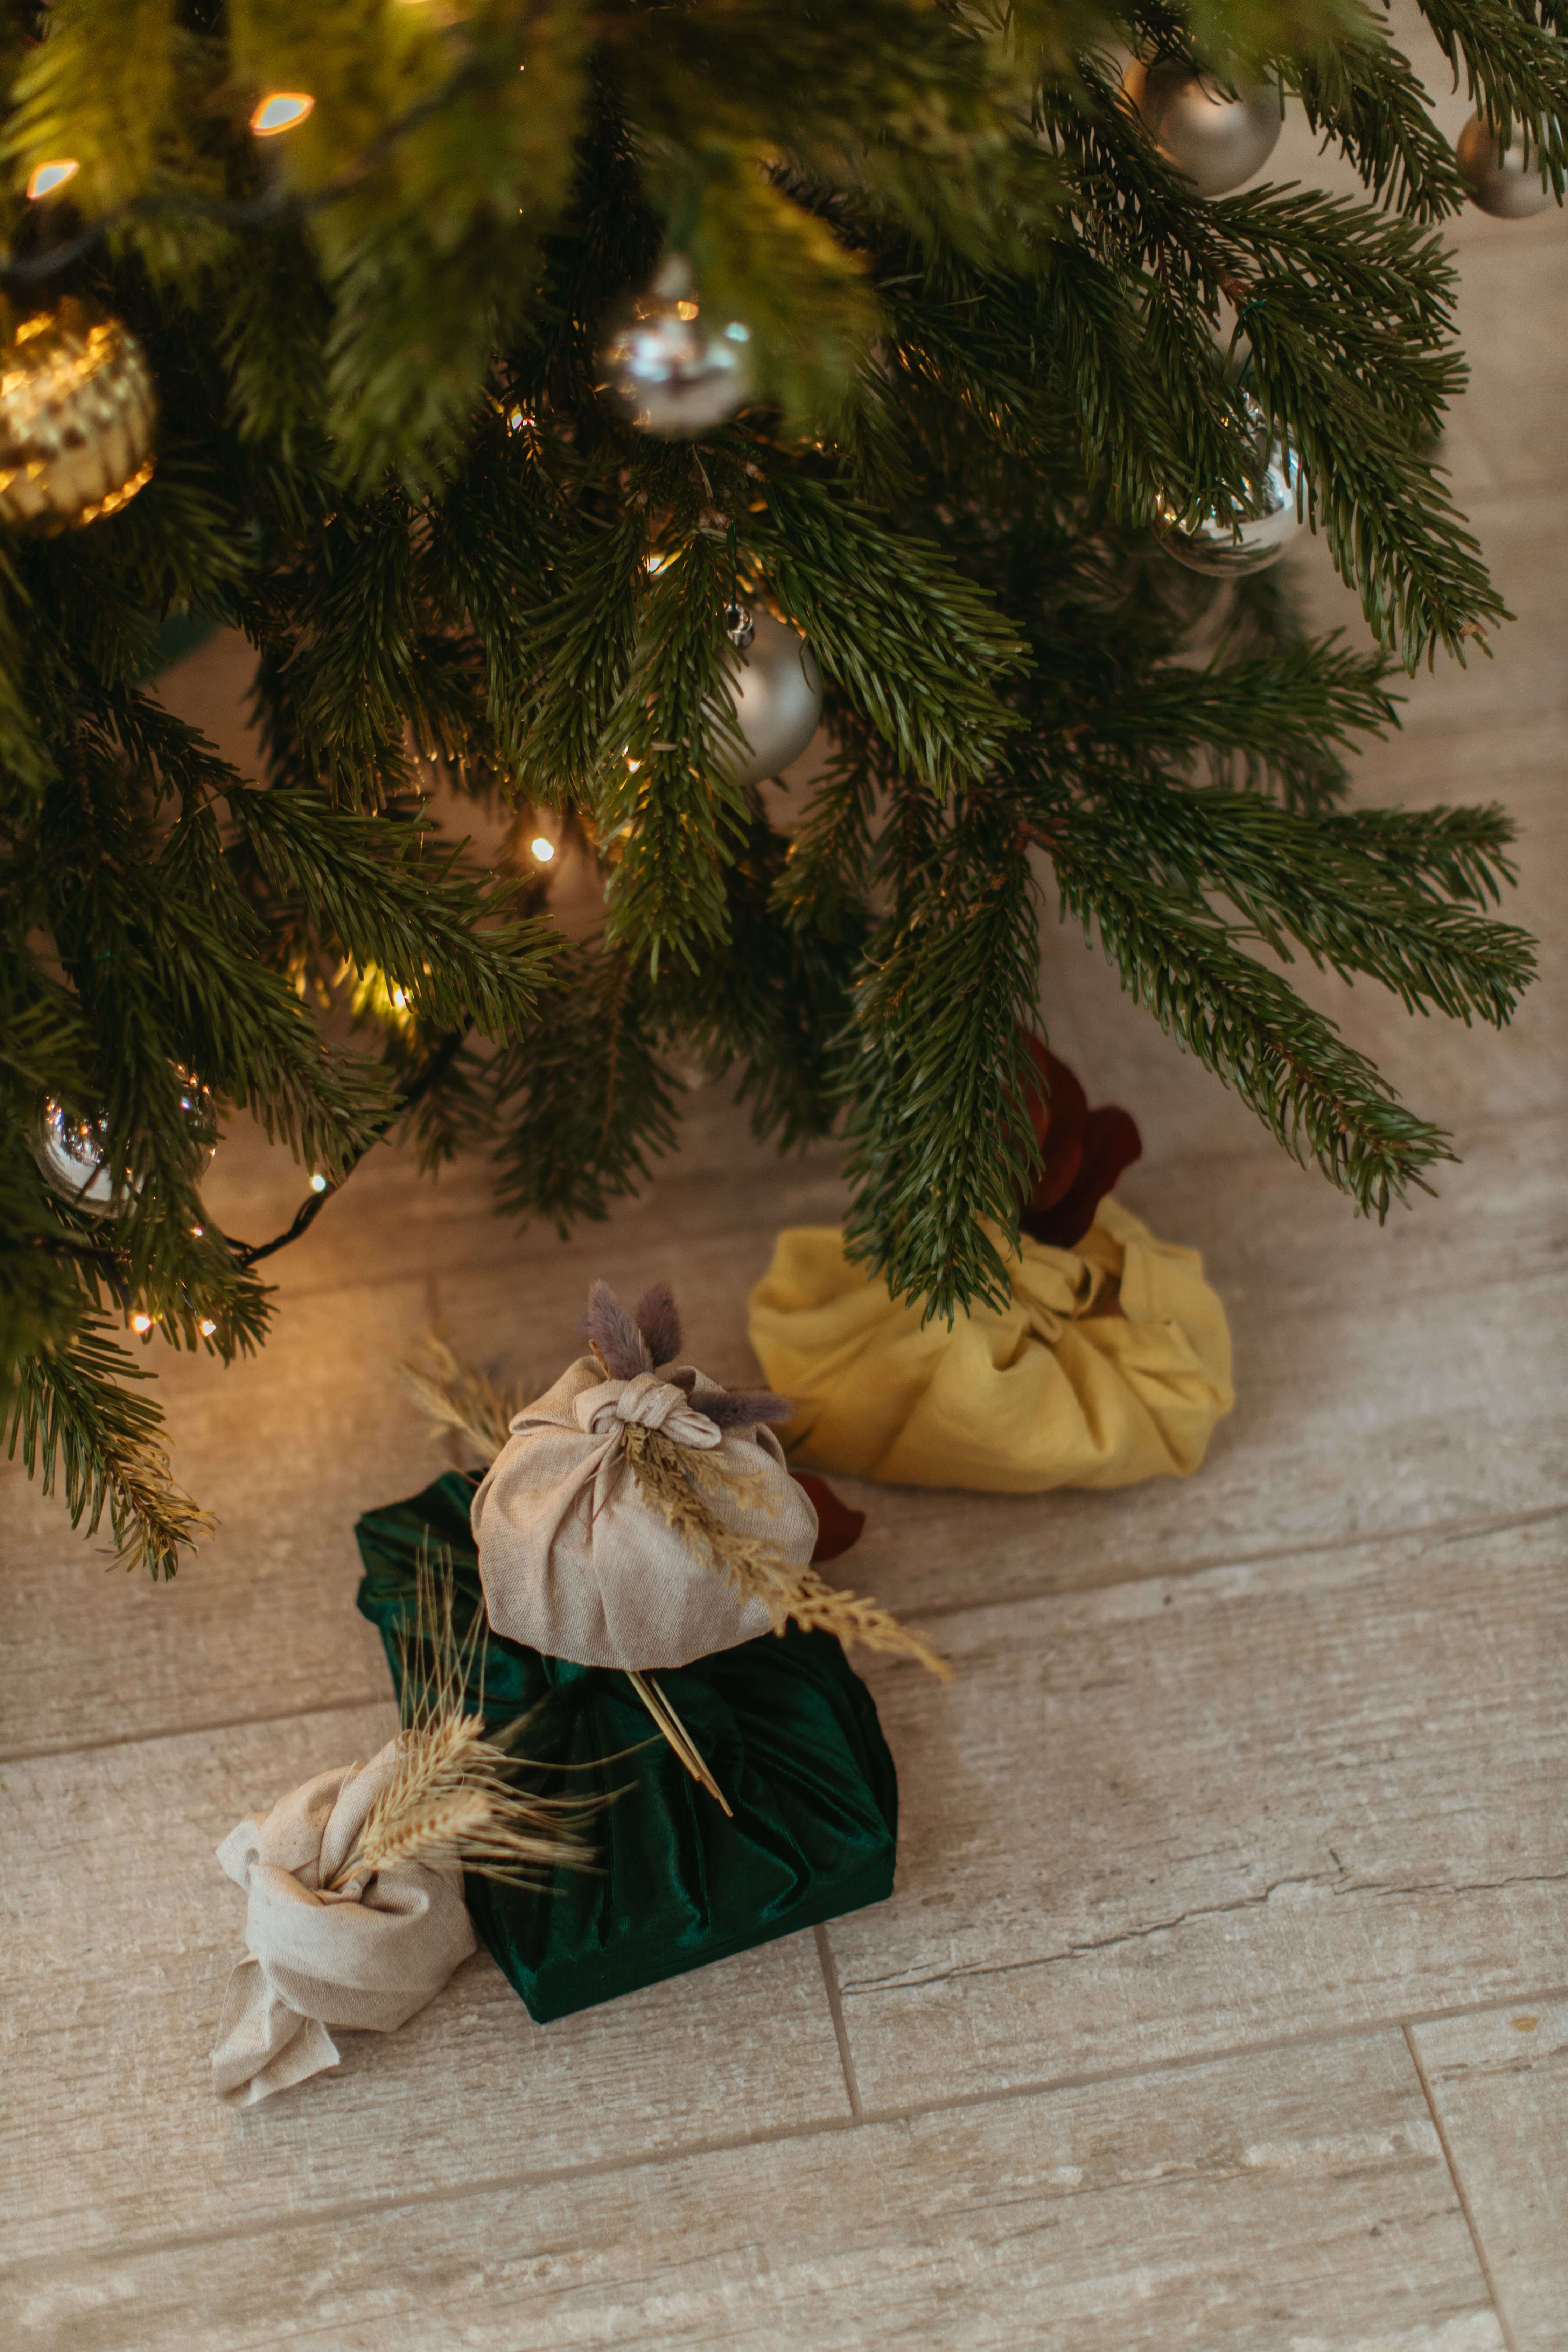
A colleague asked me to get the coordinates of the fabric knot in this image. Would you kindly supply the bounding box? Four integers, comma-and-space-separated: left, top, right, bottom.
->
579, 1371, 722, 1449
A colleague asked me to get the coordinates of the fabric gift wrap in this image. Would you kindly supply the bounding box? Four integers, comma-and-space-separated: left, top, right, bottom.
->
471, 1356, 818, 1668
747, 1197, 1233, 1492
356, 1471, 899, 2024
212, 1741, 476, 2105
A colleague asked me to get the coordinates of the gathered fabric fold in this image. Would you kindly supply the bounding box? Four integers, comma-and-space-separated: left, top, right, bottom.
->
747, 1198, 1233, 1494
470, 1356, 818, 1670
211, 1740, 476, 2106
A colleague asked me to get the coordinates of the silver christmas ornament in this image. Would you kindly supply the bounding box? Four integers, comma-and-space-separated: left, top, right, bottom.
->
1161, 396, 1304, 578
716, 608, 823, 786
28, 1067, 217, 1216
1122, 56, 1281, 197
1455, 115, 1557, 219
598, 255, 754, 438
29, 1100, 122, 1214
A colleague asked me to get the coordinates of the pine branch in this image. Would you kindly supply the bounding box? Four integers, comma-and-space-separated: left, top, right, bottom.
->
4, 1317, 212, 1579
1049, 834, 1457, 1216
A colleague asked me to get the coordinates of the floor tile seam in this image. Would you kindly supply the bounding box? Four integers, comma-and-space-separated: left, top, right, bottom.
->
895, 1499, 1568, 1628
8, 1980, 1566, 2284
812, 1922, 864, 2121
4, 1500, 1563, 1767
187, 1205, 1568, 1317
0, 1687, 392, 1768
180, 1105, 1566, 1315
1404, 2023, 1521, 2352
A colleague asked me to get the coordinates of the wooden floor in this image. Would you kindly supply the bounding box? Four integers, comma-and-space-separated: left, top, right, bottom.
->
4, 52, 1565, 2352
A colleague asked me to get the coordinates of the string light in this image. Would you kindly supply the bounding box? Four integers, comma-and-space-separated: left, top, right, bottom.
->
529, 835, 555, 863
391, 984, 408, 1009
199, 1317, 217, 1336
251, 92, 315, 137
191, 1224, 204, 1237
26, 160, 79, 200
310, 1172, 328, 1192
131, 1312, 153, 1334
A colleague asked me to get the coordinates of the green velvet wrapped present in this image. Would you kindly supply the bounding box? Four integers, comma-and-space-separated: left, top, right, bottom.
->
355, 1471, 899, 2024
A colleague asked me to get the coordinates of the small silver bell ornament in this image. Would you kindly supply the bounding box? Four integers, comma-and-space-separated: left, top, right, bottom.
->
715, 608, 823, 786
1123, 56, 1282, 197
1160, 394, 1304, 578
598, 256, 754, 438
1455, 115, 1558, 220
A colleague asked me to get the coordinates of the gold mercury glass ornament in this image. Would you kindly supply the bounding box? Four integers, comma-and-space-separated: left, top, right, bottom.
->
0, 298, 157, 531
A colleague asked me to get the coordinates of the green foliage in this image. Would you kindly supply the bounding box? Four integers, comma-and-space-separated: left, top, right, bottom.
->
0, 0, 1553, 1571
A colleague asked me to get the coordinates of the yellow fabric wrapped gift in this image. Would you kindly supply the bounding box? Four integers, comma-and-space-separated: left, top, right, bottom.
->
747, 1198, 1233, 1493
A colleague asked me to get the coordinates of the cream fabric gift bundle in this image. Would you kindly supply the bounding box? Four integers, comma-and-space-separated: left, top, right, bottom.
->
471, 1352, 818, 1669
212, 1738, 476, 2106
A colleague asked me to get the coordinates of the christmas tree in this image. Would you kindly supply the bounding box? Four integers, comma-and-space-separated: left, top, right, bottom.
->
1, 0, 1559, 1575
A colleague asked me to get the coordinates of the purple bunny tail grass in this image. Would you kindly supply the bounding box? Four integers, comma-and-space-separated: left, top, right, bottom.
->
582, 1281, 652, 1379
634, 1281, 682, 1367
699, 1389, 795, 1432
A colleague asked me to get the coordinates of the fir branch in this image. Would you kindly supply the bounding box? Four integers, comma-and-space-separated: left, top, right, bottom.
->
1048, 835, 1457, 1216
4, 1317, 212, 1579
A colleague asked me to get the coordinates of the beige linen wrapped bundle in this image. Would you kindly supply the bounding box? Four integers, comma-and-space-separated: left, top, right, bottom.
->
471, 1281, 818, 1669
212, 1738, 476, 2107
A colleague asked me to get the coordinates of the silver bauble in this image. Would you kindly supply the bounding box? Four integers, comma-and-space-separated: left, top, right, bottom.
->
1123, 56, 1281, 197
1455, 115, 1556, 219
29, 1100, 122, 1214
28, 1066, 217, 1216
598, 255, 754, 438
1161, 396, 1304, 577
716, 608, 823, 786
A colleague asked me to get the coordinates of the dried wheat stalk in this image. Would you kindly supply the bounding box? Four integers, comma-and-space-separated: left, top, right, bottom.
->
397, 1336, 525, 1464
624, 1423, 950, 1680
331, 1548, 608, 1890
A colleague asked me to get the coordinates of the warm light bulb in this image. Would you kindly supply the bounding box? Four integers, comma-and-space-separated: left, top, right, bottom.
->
251, 92, 315, 136
625, 754, 642, 773
199, 1318, 217, 1337
309, 1172, 328, 1193
506, 406, 535, 434
530, 835, 555, 863
131, 1312, 153, 1334
27, 160, 79, 200
391, 985, 407, 1009
191, 1224, 204, 1237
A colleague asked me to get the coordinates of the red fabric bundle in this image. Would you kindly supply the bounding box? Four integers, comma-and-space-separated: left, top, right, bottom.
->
1017, 1038, 1143, 1250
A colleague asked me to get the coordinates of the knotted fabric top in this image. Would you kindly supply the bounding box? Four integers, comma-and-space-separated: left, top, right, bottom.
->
747, 1198, 1233, 1493
576, 1370, 723, 1450
471, 1356, 818, 1669
211, 1738, 476, 2106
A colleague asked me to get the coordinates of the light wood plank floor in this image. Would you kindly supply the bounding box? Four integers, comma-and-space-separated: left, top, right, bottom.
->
4, 57, 1564, 2352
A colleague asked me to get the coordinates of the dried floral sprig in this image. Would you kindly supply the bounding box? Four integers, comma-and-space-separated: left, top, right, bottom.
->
623, 1422, 950, 1681
397, 1335, 527, 1464
331, 1547, 610, 1890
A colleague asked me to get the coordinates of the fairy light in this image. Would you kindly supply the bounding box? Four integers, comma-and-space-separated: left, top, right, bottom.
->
529, 835, 555, 863
199, 1318, 217, 1337
625, 755, 642, 774
191, 1223, 204, 1237
310, 1172, 328, 1193
250, 92, 315, 136
27, 160, 79, 200
391, 984, 408, 1009
506, 406, 535, 434
131, 1312, 153, 1334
